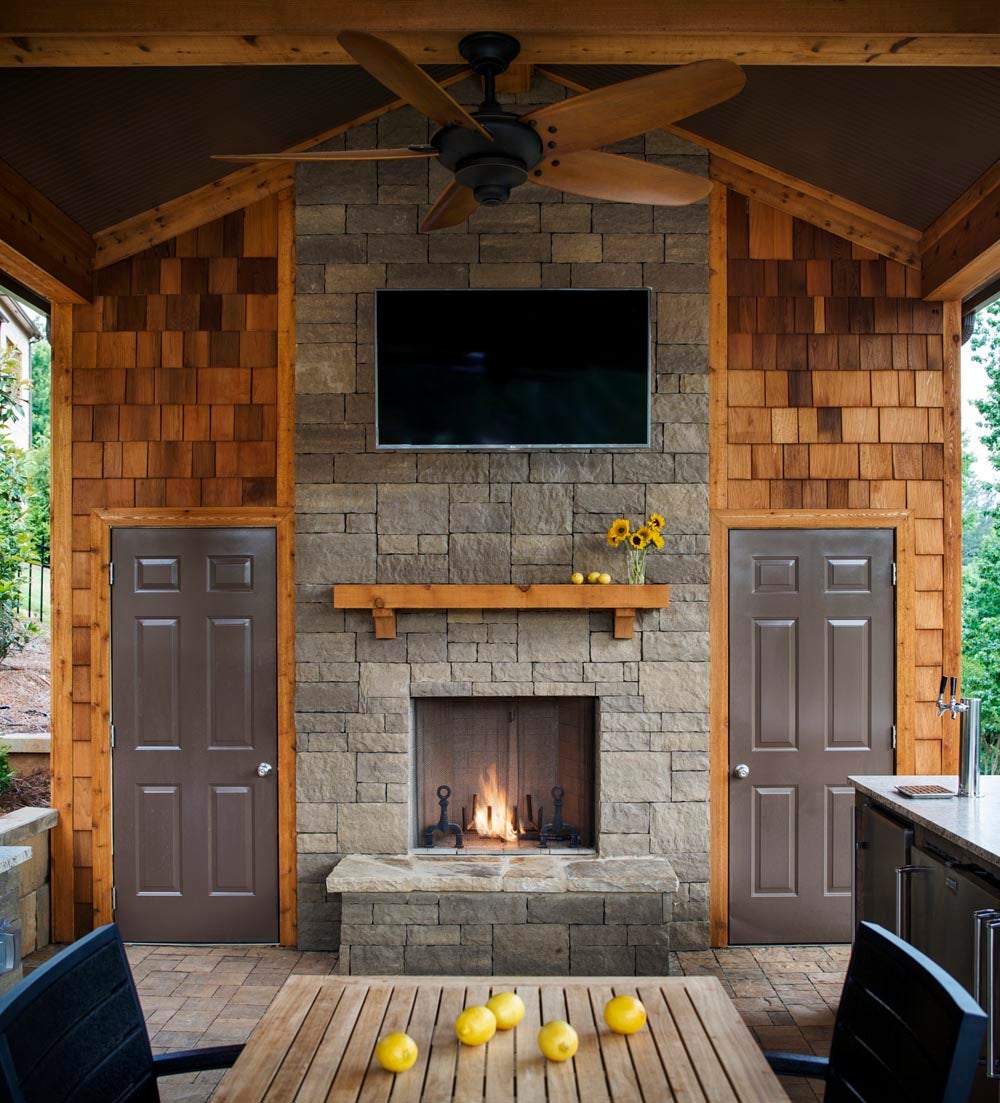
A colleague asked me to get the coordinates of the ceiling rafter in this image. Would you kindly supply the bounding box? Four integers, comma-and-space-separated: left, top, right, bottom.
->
2, 1, 999, 66
93, 70, 472, 269
920, 159, 1000, 301
0, 158, 93, 303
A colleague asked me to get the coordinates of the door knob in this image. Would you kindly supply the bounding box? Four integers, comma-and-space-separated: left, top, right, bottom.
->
733, 763, 750, 779
257, 762, 274, 777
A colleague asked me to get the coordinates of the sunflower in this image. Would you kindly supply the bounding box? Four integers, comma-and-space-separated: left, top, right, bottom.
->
607, 518, 631, 547
630, 527, 651, 550
649, 529, 665, 550
648, 513, 665, 531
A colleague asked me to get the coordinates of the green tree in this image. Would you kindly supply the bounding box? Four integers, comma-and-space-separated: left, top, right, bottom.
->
963, 526, 1000, 739
972, 300, 1000, 470
29, 338, 50, 448
0, 345, 32, 662
24, 436, 49, 565
962, 432, 996, 563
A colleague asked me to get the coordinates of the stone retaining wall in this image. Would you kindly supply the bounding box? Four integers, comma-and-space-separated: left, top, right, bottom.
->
338, 891, 673, 976
0, 807, 57, 957
293, 75, 711, 956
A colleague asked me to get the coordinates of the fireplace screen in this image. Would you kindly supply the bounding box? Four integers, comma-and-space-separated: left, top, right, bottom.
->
414, 697, 595, 850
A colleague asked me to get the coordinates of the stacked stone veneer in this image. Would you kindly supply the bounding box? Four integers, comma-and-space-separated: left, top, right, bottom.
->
293, 76, 710, 957
340, 892, 672, 976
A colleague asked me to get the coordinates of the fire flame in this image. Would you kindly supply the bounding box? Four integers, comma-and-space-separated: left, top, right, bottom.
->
473, 764, 518, 842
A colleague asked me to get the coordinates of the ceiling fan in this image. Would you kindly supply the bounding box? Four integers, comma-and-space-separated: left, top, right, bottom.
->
215, 31, 745, 232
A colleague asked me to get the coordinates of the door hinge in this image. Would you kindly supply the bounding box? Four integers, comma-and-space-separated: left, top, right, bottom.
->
108, 561, 115, 586
891, 561, 897, 586
109, 724, 115, 750
111, 886, 117, 914
891, 724, 897, 750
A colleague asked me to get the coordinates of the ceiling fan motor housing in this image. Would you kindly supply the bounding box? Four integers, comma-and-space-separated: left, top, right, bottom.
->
432, 112, 543, 206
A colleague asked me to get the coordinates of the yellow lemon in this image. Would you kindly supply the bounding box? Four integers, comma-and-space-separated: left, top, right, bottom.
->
537, 1020, 578, 1062
604, 995, 647, 1035
570, 572, 585, 585
375, 1032, 418, 1072
598, 572, 612, 585
486, 992, 525, 1030
586, 571, 601, 584
455, 1006, 497, 1046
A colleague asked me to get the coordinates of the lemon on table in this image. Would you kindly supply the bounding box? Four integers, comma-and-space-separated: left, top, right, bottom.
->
375, 1032, 418, 1072
487, 992, 525, 1030
598, 573, 612, 585
570, 572, 585, 585
586, 571, 601, 584
455, 1006, 497, 1046
604, 994, 647, 1035
537, 1020, 578, 1062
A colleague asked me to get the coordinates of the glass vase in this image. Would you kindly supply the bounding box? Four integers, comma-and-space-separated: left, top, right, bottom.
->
625, 545, 646, 584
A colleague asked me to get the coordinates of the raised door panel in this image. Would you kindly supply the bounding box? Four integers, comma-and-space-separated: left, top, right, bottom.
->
752, 619, 799, 751
210, 785, 255, 895
826, 618, 872, 749
207, 617, 253, 749
752, 786, 798, 896
133, 619, 180, 750
134, 786, 182, 896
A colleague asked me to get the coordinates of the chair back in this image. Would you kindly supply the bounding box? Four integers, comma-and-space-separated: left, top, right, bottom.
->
826, 922, 987, 1102
0, 924, 157, 1103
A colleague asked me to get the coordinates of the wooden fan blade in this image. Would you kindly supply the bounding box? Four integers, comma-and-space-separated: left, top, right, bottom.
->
420, 180, 479, 232
522, 60, 745, 155
531, 150, 713, 207
213, 147, 439, 163
338, 31, 491, 139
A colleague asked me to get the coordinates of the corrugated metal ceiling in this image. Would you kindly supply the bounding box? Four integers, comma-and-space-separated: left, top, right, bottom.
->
0, 64, 996, 233
552, 65, 1000, 230
0, 65, 461, 232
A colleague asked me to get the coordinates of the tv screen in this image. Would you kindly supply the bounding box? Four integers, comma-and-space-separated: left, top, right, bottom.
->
375, 288, 651, 449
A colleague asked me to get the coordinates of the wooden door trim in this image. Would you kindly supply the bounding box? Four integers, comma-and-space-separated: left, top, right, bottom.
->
89, 506, 296, 946
709, 507, 916, 947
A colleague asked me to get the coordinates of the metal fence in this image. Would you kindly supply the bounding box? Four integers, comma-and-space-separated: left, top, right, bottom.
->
15, 561, 48, 623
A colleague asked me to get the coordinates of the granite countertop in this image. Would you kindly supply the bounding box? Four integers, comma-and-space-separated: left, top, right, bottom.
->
850, 775, 1000, 869
327, 853, 679, 895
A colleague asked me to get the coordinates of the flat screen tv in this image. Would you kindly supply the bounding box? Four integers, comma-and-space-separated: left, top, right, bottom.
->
374, 288, 651, 449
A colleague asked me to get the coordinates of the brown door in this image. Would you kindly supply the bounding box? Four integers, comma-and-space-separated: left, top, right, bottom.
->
112, 527, 279, 942
728, 528, 895, 944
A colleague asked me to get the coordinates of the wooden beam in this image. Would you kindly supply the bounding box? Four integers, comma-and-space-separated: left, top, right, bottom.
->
0, 160, 93, 302
93, 70, 470, 268
3, 1, 999, 65
709, 154, 922, 268
537, 67, 923, 268
920, 160, 1000, 300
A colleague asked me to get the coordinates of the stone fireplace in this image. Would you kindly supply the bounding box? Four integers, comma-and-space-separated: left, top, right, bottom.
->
292, 73, 711, 967
414, 697, 596, 851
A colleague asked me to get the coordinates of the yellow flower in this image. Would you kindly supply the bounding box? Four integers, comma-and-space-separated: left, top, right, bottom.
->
630, 527, 651, 550
607, 518, 630, 547
649, 529, 664, 550
648, 513, 665, 531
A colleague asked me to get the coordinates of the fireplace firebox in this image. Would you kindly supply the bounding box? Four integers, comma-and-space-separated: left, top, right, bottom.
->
414, 697, 596, 851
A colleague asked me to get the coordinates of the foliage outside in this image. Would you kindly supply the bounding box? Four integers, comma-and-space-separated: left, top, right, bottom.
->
0, 344, 34, 663
0, 745, 14, 796
964, 301, 1000, 767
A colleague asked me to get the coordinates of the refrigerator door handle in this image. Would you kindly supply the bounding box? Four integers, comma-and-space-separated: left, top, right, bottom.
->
895, 865, 928, 940
988, 919, 1000, 1079
974, 909, 999, 1005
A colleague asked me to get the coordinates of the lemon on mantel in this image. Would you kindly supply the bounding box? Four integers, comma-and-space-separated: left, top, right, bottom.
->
455, 1006, 497, 1046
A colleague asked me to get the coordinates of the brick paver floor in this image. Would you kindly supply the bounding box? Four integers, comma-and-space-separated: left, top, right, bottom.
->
25, 941, 846, 1102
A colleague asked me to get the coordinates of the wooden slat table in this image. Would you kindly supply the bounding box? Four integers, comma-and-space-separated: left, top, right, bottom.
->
213, 974, 790, 1102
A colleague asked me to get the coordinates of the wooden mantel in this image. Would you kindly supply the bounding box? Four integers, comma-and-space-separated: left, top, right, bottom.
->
333, 583, 670, 641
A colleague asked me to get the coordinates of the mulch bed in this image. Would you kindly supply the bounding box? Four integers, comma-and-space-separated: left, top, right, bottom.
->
0, 626, 50, 734
0, 769, 51, 815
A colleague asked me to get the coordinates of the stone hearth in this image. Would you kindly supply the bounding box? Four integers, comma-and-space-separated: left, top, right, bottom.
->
329, 854, 678, 975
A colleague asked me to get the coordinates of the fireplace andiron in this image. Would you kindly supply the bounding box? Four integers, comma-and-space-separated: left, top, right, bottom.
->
539, 785, 580, 848
424, 784, 464, 849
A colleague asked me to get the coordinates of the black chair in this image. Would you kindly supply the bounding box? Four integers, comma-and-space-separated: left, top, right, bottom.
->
0, 924, 243, 1102
766, 921, 987, 1102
